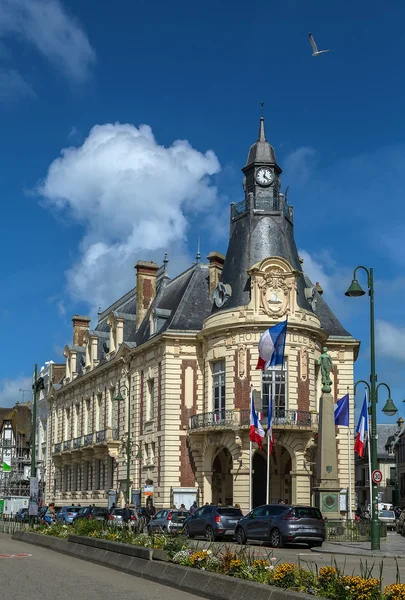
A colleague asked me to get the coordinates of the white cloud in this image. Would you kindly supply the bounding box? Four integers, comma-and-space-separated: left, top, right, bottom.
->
376, 320, 405, 362
0, 67, 34, 101
38, 122, 221, 311
0, 0, 95, 83
283, 146, 319, 186
0, 375, 32, 407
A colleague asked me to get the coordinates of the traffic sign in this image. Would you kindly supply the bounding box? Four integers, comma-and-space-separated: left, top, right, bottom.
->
372, 469, 383, 485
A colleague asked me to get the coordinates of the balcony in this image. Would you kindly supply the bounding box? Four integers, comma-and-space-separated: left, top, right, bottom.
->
84, 433, 94, 447
62, 440, 71, 452
189, 409, 318, 432
73, 436, 83, 450
96, 429, 106, 443
53, 443, 61, 454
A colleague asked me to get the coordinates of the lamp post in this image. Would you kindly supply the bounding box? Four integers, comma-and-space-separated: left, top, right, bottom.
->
113, 384, 131, 504
346, 267, 398, 550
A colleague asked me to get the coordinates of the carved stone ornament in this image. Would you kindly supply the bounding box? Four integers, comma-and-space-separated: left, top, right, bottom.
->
238, 345, 246, 379
259, 269, 290, 317
300, 348, 308, 381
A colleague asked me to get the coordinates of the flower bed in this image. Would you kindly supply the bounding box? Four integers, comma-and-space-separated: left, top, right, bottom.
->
32, 522, 405, 600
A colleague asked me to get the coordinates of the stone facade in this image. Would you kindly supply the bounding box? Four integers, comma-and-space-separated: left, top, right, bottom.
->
46, 115, 360, 514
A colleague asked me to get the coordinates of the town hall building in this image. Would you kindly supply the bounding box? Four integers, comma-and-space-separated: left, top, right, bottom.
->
46, 116, 359, 513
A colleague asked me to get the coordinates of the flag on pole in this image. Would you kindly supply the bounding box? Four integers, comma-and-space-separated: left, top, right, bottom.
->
256, 320, 288, 370
267, 397, 274, 454
354, 392, 368, 457
334, 394, 349, 427
250, 392, 265, 448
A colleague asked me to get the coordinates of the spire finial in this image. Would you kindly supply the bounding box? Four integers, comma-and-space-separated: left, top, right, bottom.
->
163, 251, 169, 269
196, 237, 201, 263
258, 102, 266, 142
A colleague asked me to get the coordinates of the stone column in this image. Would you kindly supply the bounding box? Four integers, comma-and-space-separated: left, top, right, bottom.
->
313, 392, 341, 519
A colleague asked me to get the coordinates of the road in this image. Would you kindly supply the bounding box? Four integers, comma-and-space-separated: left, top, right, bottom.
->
0, 534, 205, 600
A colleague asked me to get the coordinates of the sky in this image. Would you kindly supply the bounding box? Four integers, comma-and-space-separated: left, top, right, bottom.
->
0, 0, 404, 423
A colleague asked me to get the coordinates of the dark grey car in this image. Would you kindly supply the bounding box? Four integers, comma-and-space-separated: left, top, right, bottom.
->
235, 504, 325, 548
183, 505, 243, 541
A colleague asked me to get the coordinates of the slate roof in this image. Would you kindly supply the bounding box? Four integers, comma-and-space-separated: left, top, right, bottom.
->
303, 275, 351, 338
357, 424, 399, 461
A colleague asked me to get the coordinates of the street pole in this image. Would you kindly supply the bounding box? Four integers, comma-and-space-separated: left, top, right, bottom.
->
368, 268, 380, 551
126, 384, 131, 505
31, 364, 38, 477
346, 268, 398, 551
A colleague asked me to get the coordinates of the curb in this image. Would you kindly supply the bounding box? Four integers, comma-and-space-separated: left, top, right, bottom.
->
311, 546, 405, 559
12, 531, 313, 600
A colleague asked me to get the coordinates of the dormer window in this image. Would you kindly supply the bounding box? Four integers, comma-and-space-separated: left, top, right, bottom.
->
150, 308, 171, 336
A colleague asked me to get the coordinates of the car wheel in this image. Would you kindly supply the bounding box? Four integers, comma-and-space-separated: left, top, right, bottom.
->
270, 528, 284, 548
183, 525, 193, 539
205, 526, 215, 541
235, 527, 246, 545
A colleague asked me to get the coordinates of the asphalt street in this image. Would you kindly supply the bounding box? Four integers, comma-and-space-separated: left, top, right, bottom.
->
0, 534, 205, 600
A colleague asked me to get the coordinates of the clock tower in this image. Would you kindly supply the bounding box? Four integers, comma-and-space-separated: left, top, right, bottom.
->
242, 115, 282, 211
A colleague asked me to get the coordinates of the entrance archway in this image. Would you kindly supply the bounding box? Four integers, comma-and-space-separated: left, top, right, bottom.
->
212, 447, 233, 505
253, 452, 267, 508
252, 445, 293, 508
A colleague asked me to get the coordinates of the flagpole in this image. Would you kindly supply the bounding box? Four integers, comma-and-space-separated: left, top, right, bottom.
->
266, 433, 270, 504
347, 427, 353, 520
249, 386, 253, 513
367, 423, 373, 513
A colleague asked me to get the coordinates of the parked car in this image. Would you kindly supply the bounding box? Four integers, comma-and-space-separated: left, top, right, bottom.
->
396, 510, 405, 534
15, 508, 29, 522
56, 506, 79, 525
183, 505, 243, 541
73, 506, 109, 523
108, 508, 138, 528
378, 510, 396, 531
148, 509, 189, 534
235, 504, 325, 548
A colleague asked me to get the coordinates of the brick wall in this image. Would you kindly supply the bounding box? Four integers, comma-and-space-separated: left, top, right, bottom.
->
234, 349, 251, 409
297, 353, 310, 411
140, 370, 144, 435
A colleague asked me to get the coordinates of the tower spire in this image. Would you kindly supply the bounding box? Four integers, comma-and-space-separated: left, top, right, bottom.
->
196, 237, 201, 263
258, 102, 266, 141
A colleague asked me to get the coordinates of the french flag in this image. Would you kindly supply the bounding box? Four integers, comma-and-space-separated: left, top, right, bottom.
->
250, 392, 265, 448
354, 392, 368, 458
256, 320, 288, 370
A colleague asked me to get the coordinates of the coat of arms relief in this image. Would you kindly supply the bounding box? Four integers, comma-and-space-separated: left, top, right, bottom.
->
248, 258, 297, 318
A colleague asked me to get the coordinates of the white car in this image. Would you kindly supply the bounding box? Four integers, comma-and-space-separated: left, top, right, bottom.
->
378, 510, 396, 531
107, 508, 138, 528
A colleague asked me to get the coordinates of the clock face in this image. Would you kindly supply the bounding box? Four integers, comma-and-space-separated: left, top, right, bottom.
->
256, 167, 273, 186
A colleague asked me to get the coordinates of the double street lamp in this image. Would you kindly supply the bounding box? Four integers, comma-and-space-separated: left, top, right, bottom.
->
113, 383, 141, 504
345, 266, 398, 551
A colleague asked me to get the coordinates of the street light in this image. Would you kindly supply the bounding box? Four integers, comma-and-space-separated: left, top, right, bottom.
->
112, 385, 132, 504
346, 266, 398, 551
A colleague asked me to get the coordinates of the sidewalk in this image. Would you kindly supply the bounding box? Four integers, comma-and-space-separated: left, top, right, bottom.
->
313, 536, 405, 558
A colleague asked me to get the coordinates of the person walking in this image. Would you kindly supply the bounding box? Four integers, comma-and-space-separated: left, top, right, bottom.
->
189, 501, 198, 515
109, 502, 116, 516
144, 499, 156, 525
122, 503, 131, 529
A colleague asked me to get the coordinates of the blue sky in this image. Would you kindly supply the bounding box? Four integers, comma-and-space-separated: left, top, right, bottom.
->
0, 0, 404, 422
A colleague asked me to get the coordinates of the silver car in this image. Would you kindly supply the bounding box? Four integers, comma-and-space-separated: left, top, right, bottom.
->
235, 504, 325, 548
148, 509, 189, 534
107, 508, 138, 529
378, 510, 396, 531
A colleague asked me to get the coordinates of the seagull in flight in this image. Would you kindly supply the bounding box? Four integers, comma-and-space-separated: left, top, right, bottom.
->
309, 33, 331, 56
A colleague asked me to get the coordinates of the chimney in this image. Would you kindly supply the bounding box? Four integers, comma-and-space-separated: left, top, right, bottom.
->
207, 251, 225, 295
72, 315, 91, 346
315, 282, 324, 296
135, 261, 159, 330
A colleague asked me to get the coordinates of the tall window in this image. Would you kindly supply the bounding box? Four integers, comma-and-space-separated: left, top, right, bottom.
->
262, 363, 287, 420
146, 379, 154, 421
85, 399, 91, 434
212, 360, 226, 419
107, 389, 113, 427
96, 394, 102, 431
64, 408, 70, 440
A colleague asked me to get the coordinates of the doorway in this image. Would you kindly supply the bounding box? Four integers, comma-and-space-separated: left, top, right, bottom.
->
212, 447, 233, 505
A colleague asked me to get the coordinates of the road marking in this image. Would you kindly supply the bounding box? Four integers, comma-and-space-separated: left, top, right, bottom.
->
0, 553, 32, 559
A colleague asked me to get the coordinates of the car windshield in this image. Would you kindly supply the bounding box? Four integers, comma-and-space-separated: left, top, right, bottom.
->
67, 507, 77, 512
379, 511, 395, 518
217, 508, 243, 517
293, 507, 323, 519
77, 507, 90, 515
94, 508, 107, 515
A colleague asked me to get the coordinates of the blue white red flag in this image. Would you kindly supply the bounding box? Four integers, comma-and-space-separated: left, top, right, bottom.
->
256, 320, 288, 370
334, 394, 350, 427
250, 392, 265, 448
354, 392, 368, 458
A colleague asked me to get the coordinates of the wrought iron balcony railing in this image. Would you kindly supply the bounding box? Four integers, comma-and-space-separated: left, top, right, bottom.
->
96, 429, 106, 443
73, 436, 83, 449
53, 443, 61, 454
84, 433, 94, 447
63, 440, 71, 451
189, 409, 318, 431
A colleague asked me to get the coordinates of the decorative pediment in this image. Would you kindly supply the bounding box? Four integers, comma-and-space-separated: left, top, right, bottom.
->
248, 257, 298, 317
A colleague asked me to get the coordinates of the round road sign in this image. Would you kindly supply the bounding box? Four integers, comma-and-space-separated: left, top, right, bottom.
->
372, 469, 383, 484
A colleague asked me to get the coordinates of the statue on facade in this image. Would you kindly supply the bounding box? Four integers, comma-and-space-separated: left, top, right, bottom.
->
318, 346, 334, 393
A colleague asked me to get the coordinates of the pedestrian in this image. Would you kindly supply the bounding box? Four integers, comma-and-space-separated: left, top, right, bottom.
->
189, 501, 198, 515
179, 503, 186, 510
144, 499, 156, 524
234, 503, 241, 509
278, 499, 285, 504
122, 503, 131, 529
109, 502, 116, 515
172, 504, 177, 509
